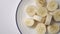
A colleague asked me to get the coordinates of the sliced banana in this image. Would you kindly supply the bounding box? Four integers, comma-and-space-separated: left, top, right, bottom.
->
49, 12, 54, 15
53, 9, 60, 21
40, 17, 46, 23
47, 23, 60, 34
35, 23, 46, 34
33, 15, 42, 22
35, 0, 46, 7
47, 0, 58, 11
26, 5, 37, 16
36, 6, 48, 17
33, 15, 46, 23
45, 14, 52, 25
24, 18, 34, 27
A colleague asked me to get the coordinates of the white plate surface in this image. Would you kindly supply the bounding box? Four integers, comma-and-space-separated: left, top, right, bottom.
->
16, 0, 60, 34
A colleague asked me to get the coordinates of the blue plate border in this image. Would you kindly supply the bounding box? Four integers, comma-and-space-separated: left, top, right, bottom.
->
15, 0, 22, 34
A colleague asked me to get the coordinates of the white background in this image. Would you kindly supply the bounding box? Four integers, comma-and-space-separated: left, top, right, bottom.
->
0, 0, 21, 34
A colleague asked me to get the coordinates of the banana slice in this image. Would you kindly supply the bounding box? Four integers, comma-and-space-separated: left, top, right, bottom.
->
33, 15, 46, 23
53, 9, 60, 21
35, 23, 46, 34
47, 0, 58, 11
24, 18, 34, 27
26, 5, 37, 16
47, 23, 60, 34
35, 0, 46, 7
45, 14, 52, 25
40, 17, 46, 23
36, 6, 48, 17
33, 15, 42, 22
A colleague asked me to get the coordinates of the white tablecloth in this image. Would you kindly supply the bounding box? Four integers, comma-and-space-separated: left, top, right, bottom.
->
0, 0, 21, 34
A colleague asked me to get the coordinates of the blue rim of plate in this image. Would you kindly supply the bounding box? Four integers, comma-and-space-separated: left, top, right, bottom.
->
15, 0, 22, 34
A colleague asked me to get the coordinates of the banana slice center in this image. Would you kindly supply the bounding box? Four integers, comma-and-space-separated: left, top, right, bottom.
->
50, 1, 56, 9
49, 24, 59, 33
27, 7, 35, 13
50, 25, 57, 31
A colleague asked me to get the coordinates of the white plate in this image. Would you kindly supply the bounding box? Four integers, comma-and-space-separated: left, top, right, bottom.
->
16, 0, 60, 34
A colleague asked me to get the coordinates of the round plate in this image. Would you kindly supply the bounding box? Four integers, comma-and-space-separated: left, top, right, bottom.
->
16, 0, 60, 34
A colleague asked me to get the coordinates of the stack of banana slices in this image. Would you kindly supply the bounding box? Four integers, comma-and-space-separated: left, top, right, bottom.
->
24, 0, 60, 34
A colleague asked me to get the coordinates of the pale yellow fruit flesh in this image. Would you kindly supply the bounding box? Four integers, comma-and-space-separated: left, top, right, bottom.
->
25, 18, 34, 26
35, 23, 46, 34
26, 6, 36, 16
35, 0, 46, 6
47, 0, 58, 11
33, 15, 42, 22
45, 14, 52, 25
37, 7, 48, 17
53, 9, 60, 21
48, 23, 59, 34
